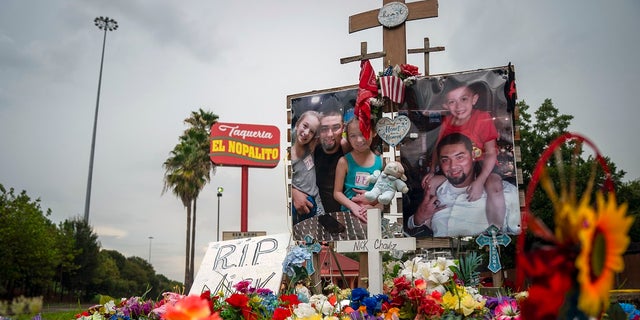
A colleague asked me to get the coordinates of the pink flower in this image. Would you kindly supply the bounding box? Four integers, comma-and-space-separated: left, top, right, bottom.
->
495, 299, 520, 320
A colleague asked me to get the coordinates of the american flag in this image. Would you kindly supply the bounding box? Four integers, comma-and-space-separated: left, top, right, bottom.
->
379, 76, 405, 104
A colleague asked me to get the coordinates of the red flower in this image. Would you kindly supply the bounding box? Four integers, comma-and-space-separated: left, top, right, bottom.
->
75, 311, 90, 318
406, 287, 427, 302
400, 64, 420, 77
241, 307, 257, 320
279, 294, 300, 307
393, 276, 412, 292
519, 248, 575, 320
224, 293, 249, 308
199, 290, 214, 313
417, 293, 443, 316
272, 307, 292, 320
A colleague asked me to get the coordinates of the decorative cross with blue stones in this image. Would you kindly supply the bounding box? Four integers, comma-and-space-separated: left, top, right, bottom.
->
475, 225, 511, 273
300, 234, 322, 275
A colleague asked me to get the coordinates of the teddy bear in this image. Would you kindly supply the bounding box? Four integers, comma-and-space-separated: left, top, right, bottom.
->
364, 161, 409, 205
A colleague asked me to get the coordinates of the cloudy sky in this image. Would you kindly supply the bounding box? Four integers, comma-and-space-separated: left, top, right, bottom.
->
1, 1, 638, 282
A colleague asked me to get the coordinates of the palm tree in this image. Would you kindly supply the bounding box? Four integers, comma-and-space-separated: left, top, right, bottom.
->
183, 109, 218, 283
162, 109, 218, 290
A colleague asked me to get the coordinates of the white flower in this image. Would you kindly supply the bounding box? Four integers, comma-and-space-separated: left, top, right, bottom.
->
428, 269, 451, 285
309, 294, 327, 306
432, 257, 456, 274
316, 300, 335, 315
293, 303, 317, 318
400, 257, 425, 279
103, 301, 116, 314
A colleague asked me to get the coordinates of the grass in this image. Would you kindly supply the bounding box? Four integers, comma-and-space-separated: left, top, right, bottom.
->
5, 304, 90, 320
12, 310, 79, 320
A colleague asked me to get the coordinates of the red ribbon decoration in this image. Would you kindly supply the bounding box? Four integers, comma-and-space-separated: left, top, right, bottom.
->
355, 60, 378, 140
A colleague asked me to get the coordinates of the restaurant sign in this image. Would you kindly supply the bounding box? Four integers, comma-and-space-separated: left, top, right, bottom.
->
210, 122, 280, 168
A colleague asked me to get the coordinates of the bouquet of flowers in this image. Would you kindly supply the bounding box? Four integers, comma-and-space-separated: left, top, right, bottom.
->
516, 132, 634, 319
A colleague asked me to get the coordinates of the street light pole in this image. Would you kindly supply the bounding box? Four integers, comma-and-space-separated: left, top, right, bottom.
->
148, 236, 154, 262
216, 186, 223, 241
84, 16, 118, 223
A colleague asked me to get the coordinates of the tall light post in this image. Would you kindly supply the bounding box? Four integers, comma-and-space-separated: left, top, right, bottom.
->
216, 186, 223, 241
148, 236, 154, 263
84, 16, 118, 223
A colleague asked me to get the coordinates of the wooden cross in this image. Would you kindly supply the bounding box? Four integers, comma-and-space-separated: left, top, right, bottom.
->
475, 225, 511, 274
407, 37, 444, 75
340, 42, 386, 65
335, 209, 416, 294
346, 0, 439, 67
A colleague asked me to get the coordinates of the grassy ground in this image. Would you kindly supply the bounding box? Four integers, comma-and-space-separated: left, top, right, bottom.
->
7, 303, 90, 320
12, 310, 79, 320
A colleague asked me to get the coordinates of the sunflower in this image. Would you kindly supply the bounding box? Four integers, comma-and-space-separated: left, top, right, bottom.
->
575, 192, 633, 317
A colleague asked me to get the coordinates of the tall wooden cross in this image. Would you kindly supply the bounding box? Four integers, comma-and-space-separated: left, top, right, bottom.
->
336, 209, 416, 294
408, 37, 444, 75
347, 0, 439, 68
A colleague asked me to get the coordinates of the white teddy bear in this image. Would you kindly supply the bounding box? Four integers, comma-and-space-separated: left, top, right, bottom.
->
364, 161, 409, 205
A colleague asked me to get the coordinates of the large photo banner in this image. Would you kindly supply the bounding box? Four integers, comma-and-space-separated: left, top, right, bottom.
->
400, 67, 521, 238
287, 87, 375, 242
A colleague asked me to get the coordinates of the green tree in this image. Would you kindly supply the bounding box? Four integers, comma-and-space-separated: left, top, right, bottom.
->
162, 108, 218, 291
0, 184, 61, 298
59, 218, 100, 300
617, 179, 640, 242
121, 256, 157, 296
517, 99, 627, 236
93, 250, 120, 296
183, 109, 218, 288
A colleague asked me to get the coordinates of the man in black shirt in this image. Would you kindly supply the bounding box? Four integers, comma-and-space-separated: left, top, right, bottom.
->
292, 103, 345, 214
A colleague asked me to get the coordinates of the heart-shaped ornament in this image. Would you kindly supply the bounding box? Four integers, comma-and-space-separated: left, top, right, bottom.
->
375, 115, 411, 147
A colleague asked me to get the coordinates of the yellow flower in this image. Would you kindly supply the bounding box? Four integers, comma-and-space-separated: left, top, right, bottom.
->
576, 193, 633, 317
539, 168, 593, 245
442, 286, 484, 317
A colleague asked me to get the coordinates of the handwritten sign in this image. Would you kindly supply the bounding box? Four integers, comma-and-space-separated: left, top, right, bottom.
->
189, 233, 290, 296
377, 1, 409, 28
336, 209, 415, 294
375, 115, 410, 147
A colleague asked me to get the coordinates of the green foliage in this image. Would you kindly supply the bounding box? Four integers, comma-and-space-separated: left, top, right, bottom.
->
450, 251, 482, 287
618, 179, 640, 242
0, 185, 61, 298
162, 108, 219, 290
516, 99, 628, 233
58, 218, 101, 300
0, 183, 182, 303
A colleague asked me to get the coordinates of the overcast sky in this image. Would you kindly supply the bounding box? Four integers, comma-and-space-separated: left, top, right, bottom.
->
1, 1, 639, 282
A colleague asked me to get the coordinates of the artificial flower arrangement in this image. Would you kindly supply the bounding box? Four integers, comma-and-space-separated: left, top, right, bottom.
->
516, 132, 635, 319
71, 133, 638, 320
74, 254, 527, 320
73, 252, 640, 320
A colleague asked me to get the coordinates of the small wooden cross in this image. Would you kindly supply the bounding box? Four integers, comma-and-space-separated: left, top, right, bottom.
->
335, 209, 416, 294
301, 235, 322, 275
340, 42, 386, 65
475, 225, 511, 273
346, 0, 439, 67
407, 37, 444, 75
